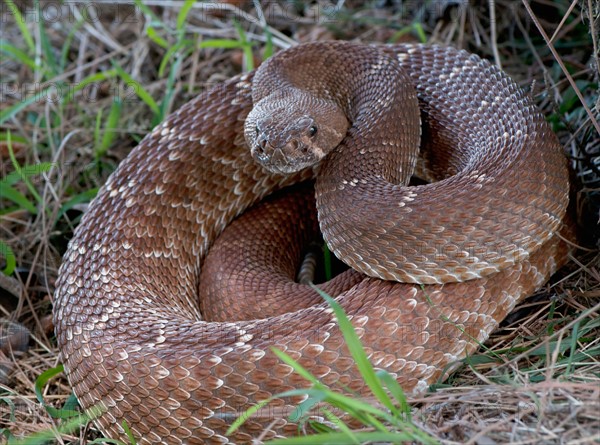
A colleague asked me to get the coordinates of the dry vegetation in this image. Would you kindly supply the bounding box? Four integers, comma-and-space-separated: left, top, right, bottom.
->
0, 0, 599, 443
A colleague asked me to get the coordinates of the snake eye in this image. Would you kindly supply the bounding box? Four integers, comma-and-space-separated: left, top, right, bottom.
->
309, 125, 317, 137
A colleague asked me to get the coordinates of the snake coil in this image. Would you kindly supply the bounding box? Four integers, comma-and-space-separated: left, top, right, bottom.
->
54, 42, 570, 444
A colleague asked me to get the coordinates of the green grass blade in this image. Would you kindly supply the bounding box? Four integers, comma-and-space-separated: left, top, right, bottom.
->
147, 26, 169, 49
565, 320, 580, 375
226, 399, 272, 435
60, 18, 86, 71
527, 340, 571, 357
228, 385, 389, 434
5, 132, 52, 209
35, 0, 58, 78
263, 29, 274, 60
554, 346, 600, 367
0, 132, 27, 144
578, 316, 600, 335
198, 39, 248, 49
233, 20, 247, 40
121, 420, 137, 445
413, 22, 427, 43
34, 364, 79, 419
4, 162, 54, 186
10, 161, 45, 205
97, 98, 122, 157
62, 392, 80, 412
65, 69, 118, 103
376, 370, 410, 419
0, 183, 37, 213
266, 431, 435, 444
86, 439, 128, 445
390, 22, 428, 44
158, 42, 182, 78
111, 62, 161, 116
0, 206, 19, 216
1, 159, 53, 216
0, 88, 50, 125
284, 388, 391, 426
93, 108, 103, 152
75, 70, 119, 92
56, 188, 98, 221
0, 39, 37, 69
0, 241, 16, 276
158, 55, 183, 122
233, 21, 254, 70
271, 347, 322, 387
320, 407, 358, 443
3, 0, 34, 53
288, 391, 327, 423
5, 415, 93, 445
176, 0, 196, 32
304, 420, 336, 435
311, 286, 395, 412
133, 0, 165, 29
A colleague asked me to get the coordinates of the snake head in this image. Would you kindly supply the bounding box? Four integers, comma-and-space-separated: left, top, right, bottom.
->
244, 92, 349, 174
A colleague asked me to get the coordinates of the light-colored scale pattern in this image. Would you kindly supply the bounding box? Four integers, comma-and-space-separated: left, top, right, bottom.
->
199, 183, 365, 321
317, 45, 568, 284
53, 43, 571, 444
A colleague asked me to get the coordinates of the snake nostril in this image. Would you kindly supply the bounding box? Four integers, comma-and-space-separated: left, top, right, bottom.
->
286, 140, 299, 155
253, 146, 268, 164
255, 138, 268, 154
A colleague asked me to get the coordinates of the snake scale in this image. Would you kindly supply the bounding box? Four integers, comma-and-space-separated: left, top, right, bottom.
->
53, 42, 570, 444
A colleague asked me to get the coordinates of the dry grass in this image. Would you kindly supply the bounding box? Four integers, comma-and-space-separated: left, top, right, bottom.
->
0, 1, 598, 443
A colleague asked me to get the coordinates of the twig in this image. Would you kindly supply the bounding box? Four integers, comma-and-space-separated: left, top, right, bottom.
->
588, 0, 599, 77
550, 0, 580, 43
522, 0, 600, 136
500, 299, 600, 368
488, 0, 502, 68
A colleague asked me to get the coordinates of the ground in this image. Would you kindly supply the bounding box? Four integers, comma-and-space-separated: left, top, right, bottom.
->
0, 1, 599, 444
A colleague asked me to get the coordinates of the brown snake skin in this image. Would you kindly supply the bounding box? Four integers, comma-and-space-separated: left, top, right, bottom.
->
53, 42, 570, 444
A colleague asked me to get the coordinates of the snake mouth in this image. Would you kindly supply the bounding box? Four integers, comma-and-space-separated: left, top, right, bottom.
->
252, 140, 317, 175
252, 148, 271, 165
254, 155, 310, 175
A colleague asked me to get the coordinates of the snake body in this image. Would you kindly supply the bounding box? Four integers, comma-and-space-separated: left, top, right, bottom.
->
53, 43, 570, 444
